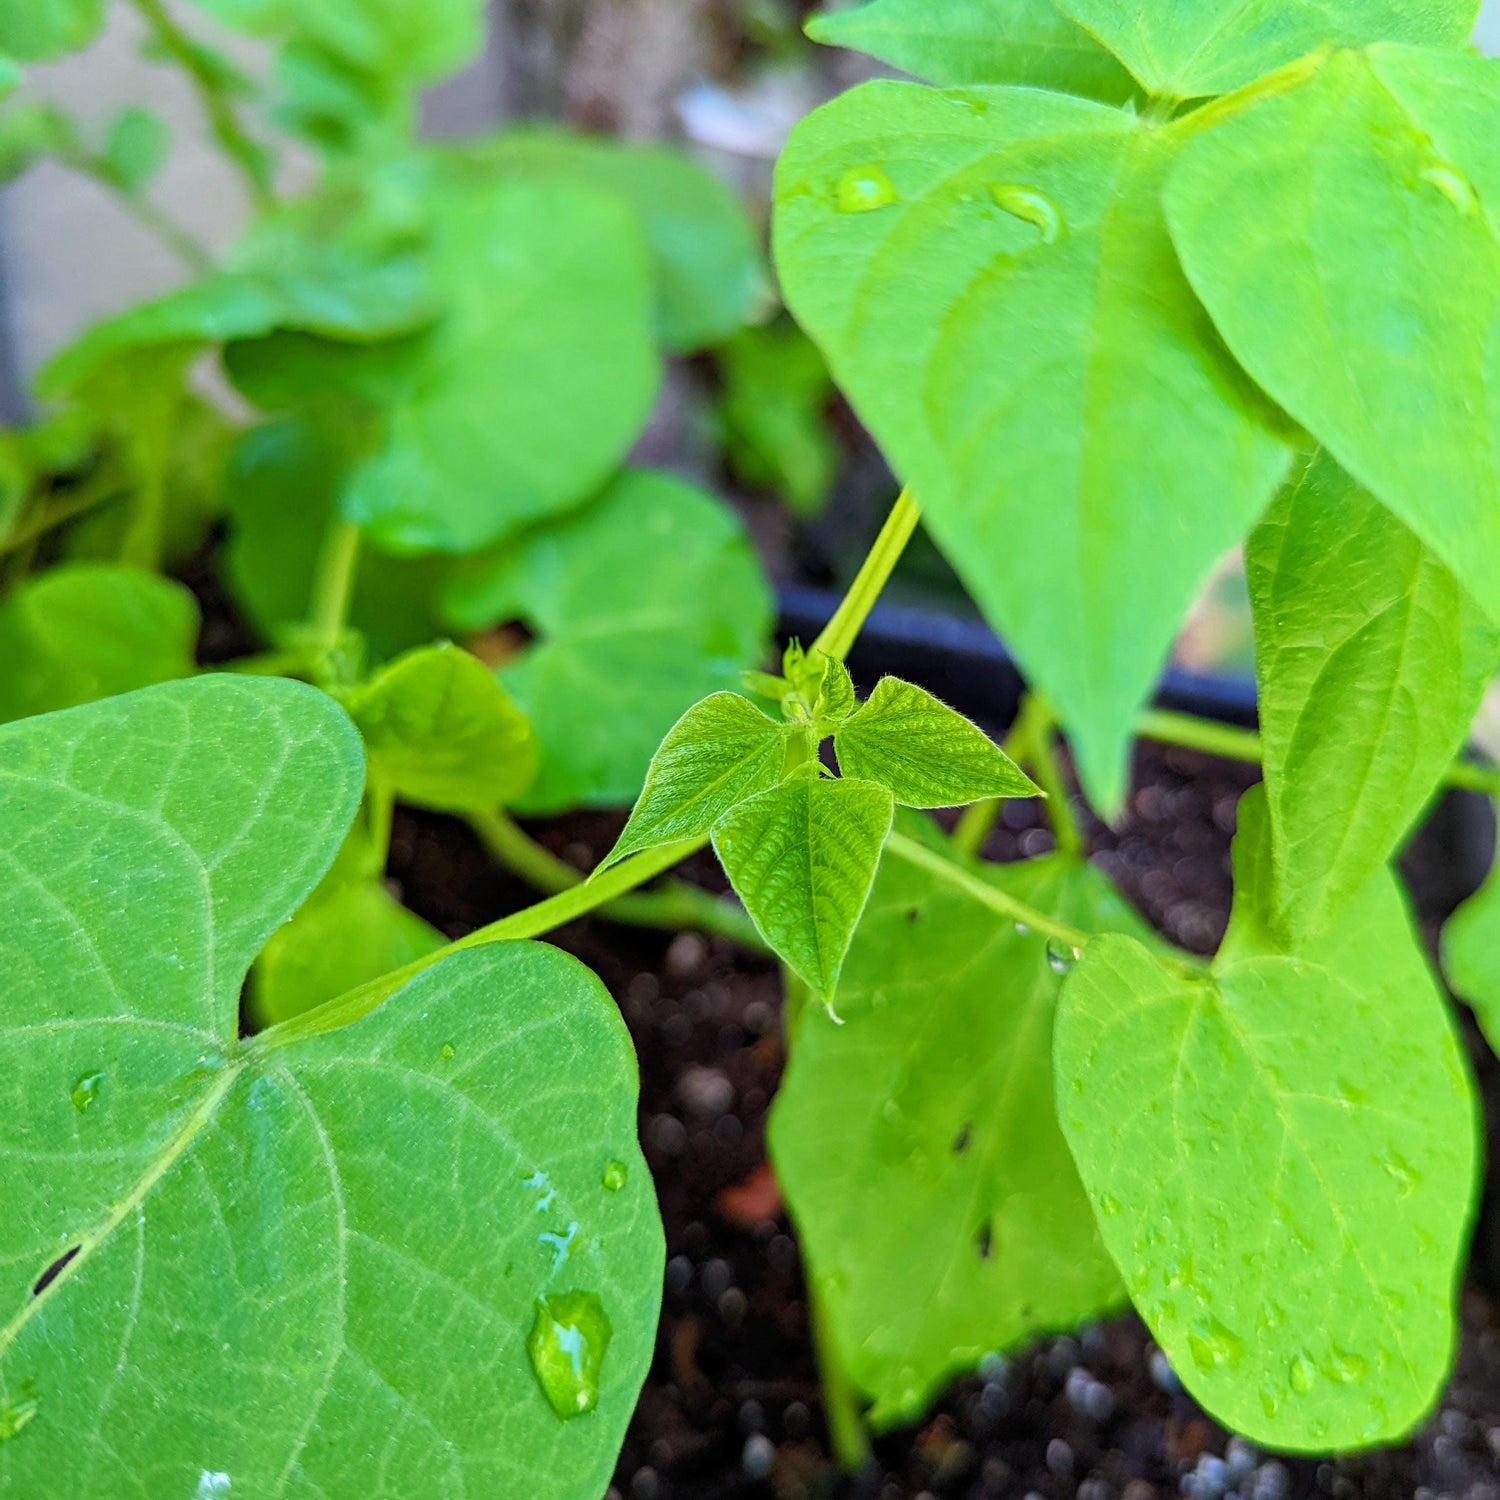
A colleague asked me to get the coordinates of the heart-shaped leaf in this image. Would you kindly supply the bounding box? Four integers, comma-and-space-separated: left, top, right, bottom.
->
834, 677, 1039, 808
1053, 0, 1477, 99
1247, 451, 1499, 941
0, 677, 663, 1495
774, 81, 1290, 810
444, 470, 774, 815
1164, 44, 1500, 627
772, 840, 1148, 1426
712, 774, 894, 999
806, 0, 1136, 100
0, 564, 199, 724
1055, 788, 1478, 1450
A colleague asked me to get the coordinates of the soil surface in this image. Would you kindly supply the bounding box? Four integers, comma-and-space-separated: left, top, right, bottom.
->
386, 739, 1500, 1500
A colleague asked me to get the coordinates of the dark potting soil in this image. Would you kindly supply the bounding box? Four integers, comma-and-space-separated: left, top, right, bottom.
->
384, 740, 1500, 1500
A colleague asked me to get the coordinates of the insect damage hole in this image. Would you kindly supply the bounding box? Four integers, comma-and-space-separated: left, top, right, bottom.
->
33, 1246, 81, 1296
975, 1221, 993, 1262
952, 1123, 973, 1156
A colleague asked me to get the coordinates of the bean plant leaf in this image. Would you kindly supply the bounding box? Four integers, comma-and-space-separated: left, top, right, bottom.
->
443, 470, 774, 816
806, 0, 1136, 101
346, 642, 538, 813
1164, 44, 1500, 629
712, 774, 895, 999
1055, 787, 1478, 1451
223, 417, 450, 663
1052, 0, 1477, 100
1248, 451, 1499, 942
835, 677, 1039, 808
0, 0, 106, 61
0, 564, 199, 724
460, 130, 765, 353
775, 81, 1291, 811
249, 852, 444, 1028
101, 108, 170, 196
600, 693, 790, 872
0, 57, 20, 98
772, 842, 1155, 1426
0, 678, 663, 1495
1442, 840, 1500, 1053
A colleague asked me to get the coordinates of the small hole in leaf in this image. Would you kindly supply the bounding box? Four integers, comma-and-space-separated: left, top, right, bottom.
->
952, 1124, 973, 1155
975, 1222, 993, 1262
905, 907, 922, 924
466, 620, 537, 668
33, 1246, 80, 1296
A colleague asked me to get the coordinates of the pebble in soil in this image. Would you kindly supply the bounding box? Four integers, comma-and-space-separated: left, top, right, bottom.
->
388, 742, 1500, 1499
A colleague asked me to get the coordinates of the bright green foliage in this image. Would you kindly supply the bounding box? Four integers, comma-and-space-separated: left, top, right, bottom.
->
1165, 44, 1500, 629
1053, 0, 1476, 99
0, 678, 662, 1495
0, 57, 20, 97
1248, 452, 1499, 941
772, 843, 1155, 1425
600, 693, 791, 871
101, 108, 170, 196
775, 81, 1290, 810
713, 774, 895, 999
834, 677, 1039, 808
444, 470, 773, 815
284, 0, 487, 87
462, 130, 764, 353
223, 417, 448, 662
346, 642, 538, 813
0, 0, 106, 61
807, 0, 1136, 101
0, 565, 199, 723
0, 102, 77, 185
268, 178, 659, 556
1056, 789, 1478, 1451
812, 655, 857, 733
1442, 844, 1500, 1052
248, 828, 444, 1027
717, 320, 838, 517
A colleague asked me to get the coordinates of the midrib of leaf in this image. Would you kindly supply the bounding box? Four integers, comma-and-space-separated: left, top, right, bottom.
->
0, 1060, 244, 1362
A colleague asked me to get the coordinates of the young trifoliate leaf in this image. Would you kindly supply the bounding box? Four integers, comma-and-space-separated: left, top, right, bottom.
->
834, 677, 1038, 809
0, 563, 199, 724
346, 641, 538, 813
1056, 787, 1478, 1452
599, 692, 791, 872
813, 656, 857, 732
712, 774, 895, 999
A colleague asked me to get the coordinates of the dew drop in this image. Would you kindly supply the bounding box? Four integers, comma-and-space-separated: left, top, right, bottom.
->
988, 183, 1063, 244
1259, 1384, 1283, 1419
602, 1160, 628, 1193
1325, 1348, 1369, 1385
0, 1385, 38, 1441
440, 1042, 456, 1062
70, 1071, 104, 1114
1014, 921, 1031, 937
1420, 162, 1478, 215
1289, 1350, 1317, 1394
195, 1474, 232, 1499
1163, 1257, 1193, 1290
836, 166, 898, 215
524, 1169, 557, 1213
539, 1222, 579, 1271
1098, 1193, 1121, 1218
527, 1291, 613, 1420
1046, 941, 1076, 976
1378, 1147, 1419, 1196
1186, 1317, 1244, 1372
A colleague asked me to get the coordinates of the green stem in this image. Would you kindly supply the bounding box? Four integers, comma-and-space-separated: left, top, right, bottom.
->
813, 490, 921, 663
0, 480, 127, 559
951, 713, 1033, 857
248, 836, 713, 1055
308, 517, 362, 659
469, 809, 768, 954
112, 182, 214, 273
367, 774, 395, 867
809, 1278, 870, 1472
126, 0, 275, 209
1019, 696, 1083, 857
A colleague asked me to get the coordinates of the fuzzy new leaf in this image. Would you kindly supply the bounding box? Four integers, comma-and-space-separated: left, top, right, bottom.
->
1248, 452, 1499, 941
713, 775, 894, 999
601, 693, 789, 871
1055, 788, 1477, 1451
775, 82, 1290, 810
807, 0, 1135, 101
772, 843, 1152, 1426
348, 642, 538, 813
835, 677, 1038, 808
1165, 44, 1500, 628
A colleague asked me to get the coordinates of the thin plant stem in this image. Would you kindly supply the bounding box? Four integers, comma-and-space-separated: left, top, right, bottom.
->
115, 186, 214, 273
307, 517, 362, 659
126, 0, 275, 210
1019, 696, 1083, 857
812, 490, 921, 662
0, 481, 128, 559
367, 774, 395, 867
951, 713, 1033, 857
809, 1279, 871, 1472
469, 809, 768, 954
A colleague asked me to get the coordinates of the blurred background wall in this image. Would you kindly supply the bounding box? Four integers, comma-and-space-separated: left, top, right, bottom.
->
2, 0, 1499, 410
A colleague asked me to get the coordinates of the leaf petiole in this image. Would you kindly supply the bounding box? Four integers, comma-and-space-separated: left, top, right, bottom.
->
812, 489, 921, 663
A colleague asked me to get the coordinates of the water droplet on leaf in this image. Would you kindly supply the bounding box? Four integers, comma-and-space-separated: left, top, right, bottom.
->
1289, 1351, 1317, 1394
836, 166, 898, 214
195, 1474, 232, 1499
70, 1071, 104, 1114
440, 1042, 456, 1062
1046, 941, 1076, 976
602, 1160, 628, 1193
527, 1291, 613, 1420
1378, 1147, 1419, 1195
988, 184, 1063, 243
1098, 1193, 1121, 1218
1420, 162, 1477, 215
1186, 1317, 1244, 1372
0, 1385, 38, 1441
1325, 1348, 1369, 1385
